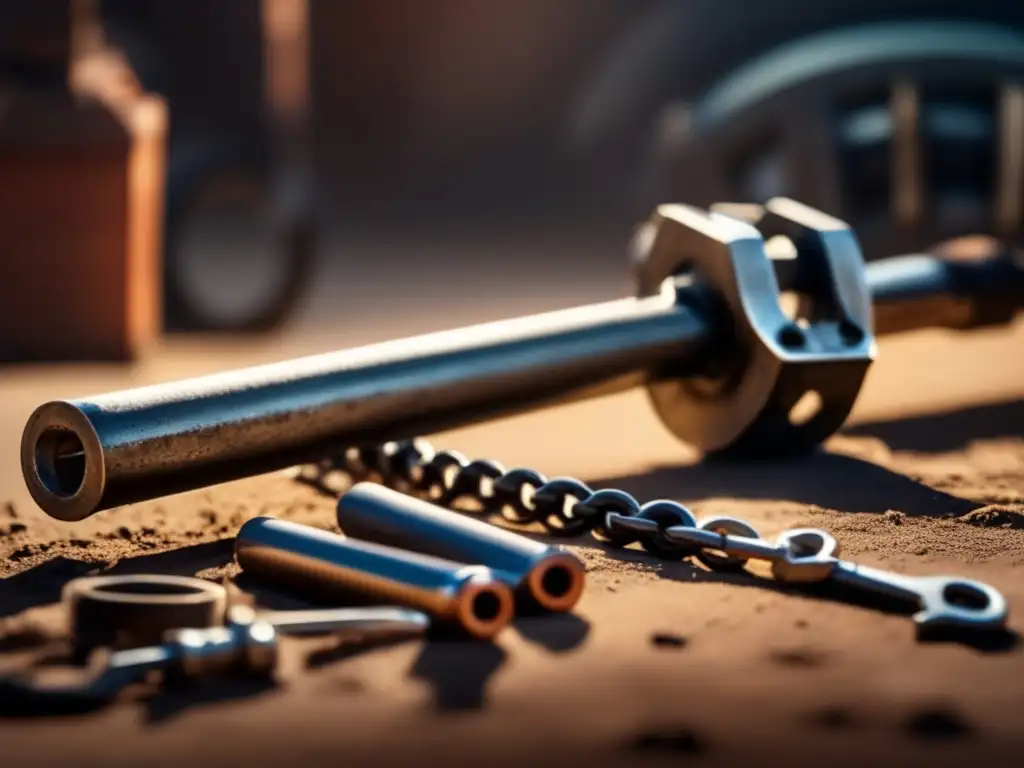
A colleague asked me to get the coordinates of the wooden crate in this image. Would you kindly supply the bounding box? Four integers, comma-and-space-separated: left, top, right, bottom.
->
0, 67, 166, 362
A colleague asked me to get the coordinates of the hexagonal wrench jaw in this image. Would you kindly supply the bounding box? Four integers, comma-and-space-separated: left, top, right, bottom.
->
632, 199, 877, 456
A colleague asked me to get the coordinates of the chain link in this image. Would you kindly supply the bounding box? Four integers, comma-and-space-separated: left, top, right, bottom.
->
294, 438, 1010, 631
297, 438, 781, 577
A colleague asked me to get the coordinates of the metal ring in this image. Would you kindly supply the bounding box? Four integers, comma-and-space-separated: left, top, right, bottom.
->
63, 575, 227, 658
695, 516, 761, 572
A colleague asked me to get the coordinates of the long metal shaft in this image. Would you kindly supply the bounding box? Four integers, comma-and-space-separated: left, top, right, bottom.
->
23, 291, 708, 521
22, 251, 1022, 522
868, 251, 1024, 335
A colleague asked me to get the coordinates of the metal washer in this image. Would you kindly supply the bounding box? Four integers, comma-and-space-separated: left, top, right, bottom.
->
63, 574, 227, 658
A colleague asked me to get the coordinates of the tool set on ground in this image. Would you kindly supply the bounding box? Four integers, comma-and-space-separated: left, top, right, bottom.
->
0, 574, 429, 706
6, 197, 1022, 708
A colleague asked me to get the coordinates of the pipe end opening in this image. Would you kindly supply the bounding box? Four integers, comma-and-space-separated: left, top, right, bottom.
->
458, 582, 513, 640
528, 555, 587, 613
471, 590, 504, 623
541, 564, 575, 599
35, 427, 86, 499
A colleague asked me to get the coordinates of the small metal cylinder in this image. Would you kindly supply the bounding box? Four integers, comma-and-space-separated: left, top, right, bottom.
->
166, 612, 279, 680
337, 483, 586, 613
234, 516, 514, 640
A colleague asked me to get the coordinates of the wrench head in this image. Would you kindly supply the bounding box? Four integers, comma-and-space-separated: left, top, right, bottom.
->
910, 577, 1010, 632
772, 528, 840, 583
631, 198, 876, 456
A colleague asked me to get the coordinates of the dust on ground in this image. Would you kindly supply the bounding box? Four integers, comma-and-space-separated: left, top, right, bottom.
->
0, 308, 1022, 767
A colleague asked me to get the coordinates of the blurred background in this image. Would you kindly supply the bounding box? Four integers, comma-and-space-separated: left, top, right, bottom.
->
1, 6, 1024, 761
2, 0, 1024, 362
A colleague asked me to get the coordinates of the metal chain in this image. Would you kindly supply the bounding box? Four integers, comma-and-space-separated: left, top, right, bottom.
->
295, 438, 1011, 631
298, 438, 774, 575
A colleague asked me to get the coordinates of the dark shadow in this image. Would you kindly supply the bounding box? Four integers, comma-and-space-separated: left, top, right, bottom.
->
0, 654, 153, 719
298, 404, 1015, 521
0, 557, 97, 619
845, 399, 1024, 454
0, 539, 253, 720
305, 634, 422, 670
0, 629, 53, 653
231, 572, 321, 612
293, 468, 349, 499
408, 639, 508, 712
903, 705, 977, 741
143, 677, 279, 725
104, 539, 236, 577
915, 625, 1021, 654
586, 449, 979, 517
0, 678, 111, 718
598, 547, 1020, 654
514, 613, 591, 654
0, 540, 237, 620
627, 726, 708, 755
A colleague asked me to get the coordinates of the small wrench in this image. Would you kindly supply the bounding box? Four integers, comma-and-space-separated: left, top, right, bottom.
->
606, 511, 1009, 631
0, 577, 430, 708
825, 558, 1009, 631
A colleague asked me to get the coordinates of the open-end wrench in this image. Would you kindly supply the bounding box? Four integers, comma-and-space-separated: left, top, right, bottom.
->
604, 511, 1009, 632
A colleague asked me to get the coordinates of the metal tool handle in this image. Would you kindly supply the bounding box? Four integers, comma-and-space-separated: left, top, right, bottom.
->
829, 563, 1010, 631
263, 606, 430, 636
867, 251, 1024, 335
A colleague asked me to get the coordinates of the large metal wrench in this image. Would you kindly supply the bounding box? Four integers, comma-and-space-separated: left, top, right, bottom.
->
605, 511, 1009, 631
21, 197, 1024, 521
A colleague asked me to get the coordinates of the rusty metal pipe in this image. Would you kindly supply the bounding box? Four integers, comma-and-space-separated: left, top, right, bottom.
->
337, 483, 586, 613
234, 516, 513, 640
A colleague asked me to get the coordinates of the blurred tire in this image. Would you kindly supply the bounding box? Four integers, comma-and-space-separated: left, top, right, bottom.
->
569, 1, 1024, 220
646, 21, 1024, 259
163, 139, 316, 333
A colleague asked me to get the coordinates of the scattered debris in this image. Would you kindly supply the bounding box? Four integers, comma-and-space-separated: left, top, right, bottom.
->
650, 632, 688, 649
630, 727, 706, 754
959, 505, 1024, 530
905, 706, 975, 741
769, 648, 829, 668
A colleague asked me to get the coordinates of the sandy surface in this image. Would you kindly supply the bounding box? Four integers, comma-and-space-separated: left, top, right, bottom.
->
0, 248, 1022, 767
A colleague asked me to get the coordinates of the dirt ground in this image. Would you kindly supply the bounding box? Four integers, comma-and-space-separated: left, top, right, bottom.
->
0, 248, 1022, 767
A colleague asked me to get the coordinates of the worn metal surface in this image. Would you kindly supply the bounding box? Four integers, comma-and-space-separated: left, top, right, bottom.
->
235, 516, 514, 640
22, 281, 708, 522
631, 198, 874, 455
336, 483, 586, 613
